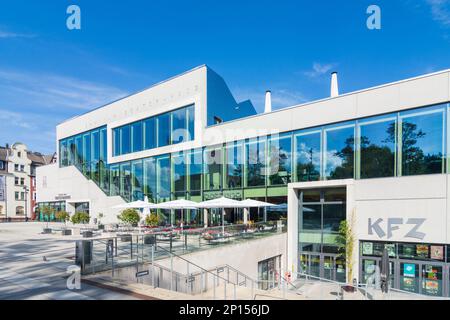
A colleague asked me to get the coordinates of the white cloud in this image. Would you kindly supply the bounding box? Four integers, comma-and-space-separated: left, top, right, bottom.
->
303, 62, 337, 78
0, 69, 128, 111
426, 0, 450, 26
0, 29, 35, 39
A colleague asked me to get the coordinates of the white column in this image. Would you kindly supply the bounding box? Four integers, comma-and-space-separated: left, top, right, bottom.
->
203, 208, 208, 228
243, 207, 249, 224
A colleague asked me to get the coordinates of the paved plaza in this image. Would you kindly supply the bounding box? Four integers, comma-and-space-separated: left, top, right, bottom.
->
0, 222, 139, 300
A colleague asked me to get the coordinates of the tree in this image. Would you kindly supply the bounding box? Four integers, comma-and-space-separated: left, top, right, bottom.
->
55, 211, 70, 226
41, 206, 54, 228
117, 208, 140, 227
71, 212, 90, 225
336, 210, 356, 284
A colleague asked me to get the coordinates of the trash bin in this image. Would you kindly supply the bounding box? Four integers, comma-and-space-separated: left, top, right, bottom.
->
75, 240, 93, 268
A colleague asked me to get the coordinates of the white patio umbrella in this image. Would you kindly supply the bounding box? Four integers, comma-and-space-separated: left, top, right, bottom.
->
197, 197, 248, 234
112, 200, 155, 209
154, 199, 200, 230
141, 196, 152, 223
239, 199, 277, 224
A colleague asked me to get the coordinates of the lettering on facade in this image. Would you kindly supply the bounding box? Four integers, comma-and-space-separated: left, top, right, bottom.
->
368, 218, 426, 240
55, 194, 71, 200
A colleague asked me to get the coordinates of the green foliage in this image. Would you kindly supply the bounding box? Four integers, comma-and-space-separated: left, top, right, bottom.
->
336, 211, 356, 284
145, 213, 160, 227
55, 211, 70, 224
117, 208, 140, 227
41, 206, 55, 227
71, 211, 90, 224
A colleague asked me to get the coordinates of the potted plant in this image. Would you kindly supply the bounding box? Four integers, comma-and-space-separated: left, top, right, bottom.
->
117, 208, 140, 241
55, 210, 71, 235
336, 210, 356, 292
143, 213, 160, 244
41, 206, 54, 234
97, 213, 105, 230
71, 212, 91, 237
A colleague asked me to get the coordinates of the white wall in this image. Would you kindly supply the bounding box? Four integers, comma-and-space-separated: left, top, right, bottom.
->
36, 164, 124, 224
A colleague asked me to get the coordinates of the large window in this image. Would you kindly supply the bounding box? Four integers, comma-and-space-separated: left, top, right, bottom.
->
91, 130, 100, 184
143, 158, 157, 202
189, 149, 203, 196
171, 108, 188, 144
246, 138, 267, 187
295, 130, 321, 182
110, 165, 120, 196
120, 162, 132, 201
157, 113, 171, 148
324, 124, 355, 180
144, 118, 156, 150
268, 134, 292, 185
225, 141, 243, 189
400, 106, 445, 176
204, 146, 222, 191
358, 116, 396, 179
112, 104, 195, 156
157, 155, 171, 201
74, 135, 83, 167
131, 160, 144, 201
83, 133, 91, 177
172, 152, 187, 197
131, 122, 143, 153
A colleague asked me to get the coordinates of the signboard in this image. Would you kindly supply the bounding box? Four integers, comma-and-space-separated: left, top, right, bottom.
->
55, 194, 71, 200
135, 270, 149, 278
0, 175, 5, 202
430, 246, 444, 261
403, 263, 416, 278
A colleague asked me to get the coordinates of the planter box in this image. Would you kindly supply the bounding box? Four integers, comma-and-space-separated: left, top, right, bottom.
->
98, 224, 105, 230
144, 235, 156, 245
42, 228, 52, 234
61, 229, 72, 236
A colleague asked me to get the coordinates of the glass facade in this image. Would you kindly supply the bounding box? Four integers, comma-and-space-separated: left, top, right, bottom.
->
58, 103, 449, 207
112, 104, 195, 156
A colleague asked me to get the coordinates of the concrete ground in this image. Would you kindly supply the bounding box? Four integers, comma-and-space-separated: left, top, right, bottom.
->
0, 222, 141, 300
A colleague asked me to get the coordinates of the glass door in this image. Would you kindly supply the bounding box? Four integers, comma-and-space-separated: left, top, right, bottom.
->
323, 255, 335, 280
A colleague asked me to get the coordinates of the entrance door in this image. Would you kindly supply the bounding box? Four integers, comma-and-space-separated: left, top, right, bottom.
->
300, 252, 340, 281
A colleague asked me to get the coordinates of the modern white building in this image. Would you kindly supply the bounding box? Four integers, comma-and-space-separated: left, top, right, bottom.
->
36, 65, 450, 297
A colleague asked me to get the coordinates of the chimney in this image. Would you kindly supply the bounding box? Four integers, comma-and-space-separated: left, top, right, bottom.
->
264, 90, 272, 113
330, 72, 339, 98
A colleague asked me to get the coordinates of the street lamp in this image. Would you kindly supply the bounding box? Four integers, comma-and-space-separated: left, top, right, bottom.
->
22, 186, 29, 222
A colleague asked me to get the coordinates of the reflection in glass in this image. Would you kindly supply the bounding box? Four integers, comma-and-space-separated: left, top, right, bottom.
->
325, 125, 354, 179
131, 122, 143, 153
359, 118, 396, 178
204, 147, 222, 191
171, 108, 187, 144
157, 156, 171, 201
143, 158, 156, 202
144, 118, 156, 150
189, 149, 202, 195
225, 142, 243, 189
157, 113, 171, 147
401, 110, 444, 176
131, 160, 144, 201
109, 165, 120, 196
187, 105, 195, 141
120, 125, 131, 155
173, 152, 187, 196
268, 135, 292, 185
246, 138, 266, 187
295, 131, 321, 182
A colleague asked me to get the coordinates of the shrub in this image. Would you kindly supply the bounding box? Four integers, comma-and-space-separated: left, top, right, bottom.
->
145, 213, 160, 227
117, 208, 140, 227
55, 211, 70, 225
71, 211, 90, 225
41, 206, 54, 228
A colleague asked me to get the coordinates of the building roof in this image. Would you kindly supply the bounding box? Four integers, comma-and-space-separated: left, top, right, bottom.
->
27, 152, 55, 165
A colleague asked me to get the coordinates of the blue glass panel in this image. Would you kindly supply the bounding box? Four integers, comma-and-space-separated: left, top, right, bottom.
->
157, 113, 171, 147
187, 105, 195, 141
131, 160, 144, 201
295, 130, 321, 182
131, 121, 143, 153
157, 155, 171, 201
120, 125, 131, 155
144, 158, 157, 202
325, 125, 355, 179
171, 108, 187, 144
144, 118, 156, 150
113, 128, 120, 156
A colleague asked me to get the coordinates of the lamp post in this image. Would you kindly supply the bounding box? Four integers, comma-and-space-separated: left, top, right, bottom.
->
23, 186, 29, 222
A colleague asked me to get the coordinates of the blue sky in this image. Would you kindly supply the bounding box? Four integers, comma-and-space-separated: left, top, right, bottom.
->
1, 0, 450, 154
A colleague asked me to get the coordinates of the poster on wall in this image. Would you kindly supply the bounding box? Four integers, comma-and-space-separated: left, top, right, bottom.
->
403, 263, 416, 278
0, 175, 5, 202
362, 242, 373, 255
430, 246, 444, 261
416, 245, 429, 259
